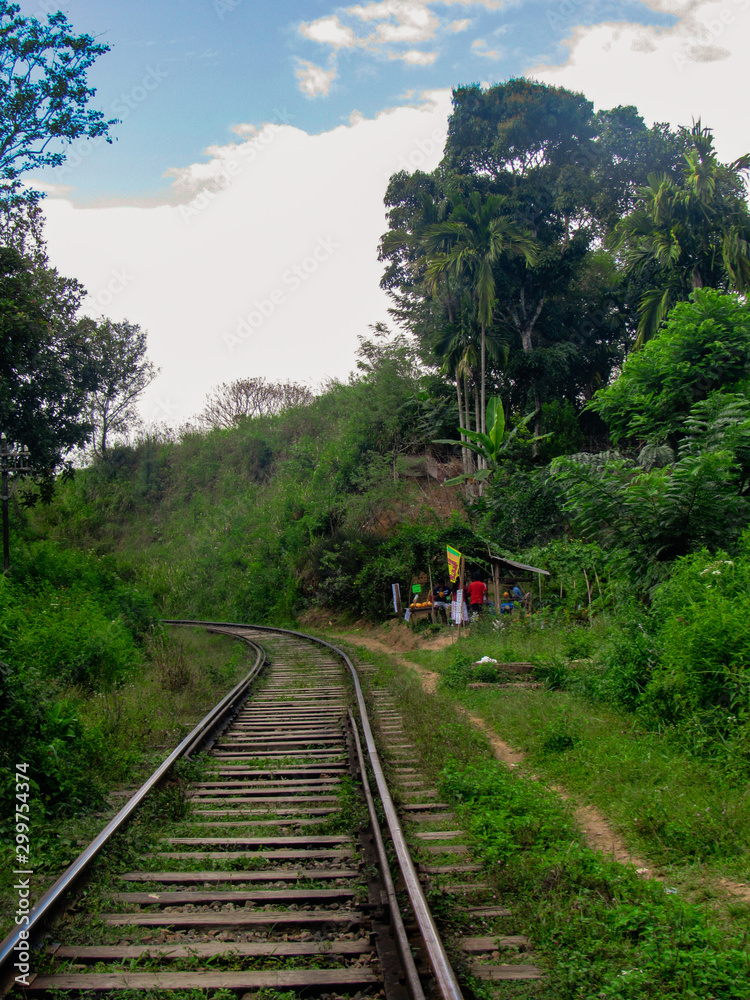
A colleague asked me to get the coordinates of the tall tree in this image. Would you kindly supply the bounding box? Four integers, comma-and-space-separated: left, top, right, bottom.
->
0, 0, 117, 205
423, 187, 537, 441
0, 246, 97, 495
435, 81, 627, 425
379, 84, 683, 443
380, 171, 475, 472
82, 319, 159, 456
614, 122, 750, 344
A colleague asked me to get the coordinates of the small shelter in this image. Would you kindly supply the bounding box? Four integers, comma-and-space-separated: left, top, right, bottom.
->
488, 554, 550, 614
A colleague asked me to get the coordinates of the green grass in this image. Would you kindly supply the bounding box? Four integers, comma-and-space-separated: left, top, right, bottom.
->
390, 617, 750, 886
329, 633, 750, 1000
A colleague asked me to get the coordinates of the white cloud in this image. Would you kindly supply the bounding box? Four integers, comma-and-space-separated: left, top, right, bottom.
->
530, 0, 750, 162
41, 91, 453, 423
300, 15, 357, 48
393, 48, 439, 63
298, 0, 503, 70
295, 59, 337, 98
471, 37, 503, 58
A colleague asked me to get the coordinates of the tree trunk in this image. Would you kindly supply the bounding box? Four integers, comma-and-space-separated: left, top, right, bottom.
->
532, 386, 542, 458
100, 410, 109, 457
463, 372, 474, 474
455, 369, 469, 476
474, 381, 484, 471
480, 320, 486, 436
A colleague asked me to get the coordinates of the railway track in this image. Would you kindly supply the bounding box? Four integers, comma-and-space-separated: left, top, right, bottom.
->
0, 621, 542, 998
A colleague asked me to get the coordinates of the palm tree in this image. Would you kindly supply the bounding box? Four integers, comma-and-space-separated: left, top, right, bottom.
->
432, 298, 510, 474
615, 121, 750, 345
423, 188, 537, 437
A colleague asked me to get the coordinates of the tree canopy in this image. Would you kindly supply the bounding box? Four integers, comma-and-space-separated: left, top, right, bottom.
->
612, 122, 750, 343
83, 318, 159, 456
0, 246, 96, 492
0, 0, 117, 203
589, 290, 750, 445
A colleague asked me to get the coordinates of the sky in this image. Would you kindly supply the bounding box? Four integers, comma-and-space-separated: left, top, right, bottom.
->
20, 0, 750, 424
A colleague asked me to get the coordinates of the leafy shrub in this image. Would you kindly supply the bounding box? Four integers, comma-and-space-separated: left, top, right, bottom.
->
535, 712, 581, 755
647, 538, 750, 722
473, 662, 499, 682
534, 656, 571, 691
563, 627, 594, 659
589, 289, 750, 443
598, 605, 658, 712
147, 629, 192, 692
440, 652, 473, 691
486, 465, 564, 549
0, 543, 154, 821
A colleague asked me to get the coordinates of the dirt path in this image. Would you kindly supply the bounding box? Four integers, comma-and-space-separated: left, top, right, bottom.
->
336, 632, 654, 877
338, 631, 750, 904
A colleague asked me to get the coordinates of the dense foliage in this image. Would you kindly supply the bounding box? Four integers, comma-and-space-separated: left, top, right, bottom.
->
0, 0, 117, 201
0, 541, 157, 825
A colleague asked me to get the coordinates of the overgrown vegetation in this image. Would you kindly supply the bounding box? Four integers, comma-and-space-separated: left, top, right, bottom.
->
346, 640, 750, 999
0, 622, 256, 938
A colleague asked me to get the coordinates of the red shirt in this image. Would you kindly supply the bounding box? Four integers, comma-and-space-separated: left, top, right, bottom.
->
466, 580, 487, 605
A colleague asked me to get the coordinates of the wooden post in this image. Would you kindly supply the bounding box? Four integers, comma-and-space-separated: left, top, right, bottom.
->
583, 568, 593, 625
392, 583, 402, 616
493, 564, 500, 618
427, 557, 436, 624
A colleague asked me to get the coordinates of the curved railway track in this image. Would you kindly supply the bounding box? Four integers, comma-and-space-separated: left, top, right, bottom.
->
0, 621, 542, 998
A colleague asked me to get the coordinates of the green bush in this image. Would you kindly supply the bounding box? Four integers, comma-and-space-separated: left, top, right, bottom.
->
439, 652, 474, 690
598, 604, 658, 712
473, 662, 499, 682
589, 289, 750, 444
647, 537, 750, 722
0, 542, 156, 822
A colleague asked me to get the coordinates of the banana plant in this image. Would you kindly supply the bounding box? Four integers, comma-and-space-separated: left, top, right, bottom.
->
435, 397, 542, 485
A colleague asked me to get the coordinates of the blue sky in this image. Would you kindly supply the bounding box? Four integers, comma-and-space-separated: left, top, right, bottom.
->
20, 0, 749, 421
26, 0, 674, 203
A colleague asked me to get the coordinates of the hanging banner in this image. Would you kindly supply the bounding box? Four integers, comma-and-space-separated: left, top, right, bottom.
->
452, 589, 468, 624
447, 545, 462, 583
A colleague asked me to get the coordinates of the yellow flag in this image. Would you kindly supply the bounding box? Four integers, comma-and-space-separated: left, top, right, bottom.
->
447, 545, 461, 583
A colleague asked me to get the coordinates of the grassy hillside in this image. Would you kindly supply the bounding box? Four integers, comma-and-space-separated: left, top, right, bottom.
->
24, 336, 490, 624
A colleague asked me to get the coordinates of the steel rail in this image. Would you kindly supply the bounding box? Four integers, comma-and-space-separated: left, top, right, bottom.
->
348, 709, 425, 1000
163, 618, 465, 1000
0, 635, 266, 992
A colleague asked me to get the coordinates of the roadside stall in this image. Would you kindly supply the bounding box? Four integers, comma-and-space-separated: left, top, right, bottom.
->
488, 554, 550, 614
407, 583, 435, 622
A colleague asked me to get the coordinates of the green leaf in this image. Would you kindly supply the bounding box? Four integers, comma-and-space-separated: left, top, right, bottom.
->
486, 397, 505, 452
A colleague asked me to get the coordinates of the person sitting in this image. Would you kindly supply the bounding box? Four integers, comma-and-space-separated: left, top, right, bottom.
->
432, 583, 450, 623
466, 572, 488, 616
500, 590, 514, 614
